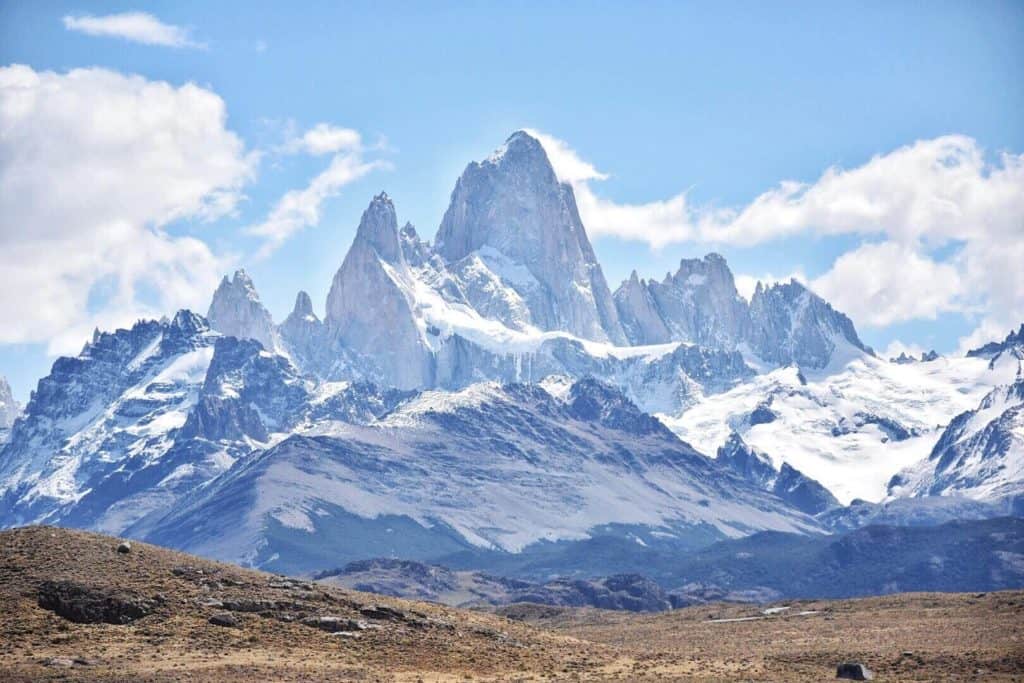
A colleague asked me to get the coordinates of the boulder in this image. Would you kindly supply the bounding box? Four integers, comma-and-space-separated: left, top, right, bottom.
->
116, 541, 131, 554
836, 662, 873, 680
208, 612, 240, 628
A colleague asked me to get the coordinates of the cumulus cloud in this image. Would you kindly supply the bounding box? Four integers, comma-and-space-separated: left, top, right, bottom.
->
531, 130, 1024, 344
0, 64, 255, 354
283, 123, 363, 156
810, 242, 965, 327
881, 340, 927, 361
63, 12, 202, 48
248, 124, 388, 258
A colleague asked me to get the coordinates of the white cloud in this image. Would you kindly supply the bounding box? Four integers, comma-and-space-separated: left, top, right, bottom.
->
811, 242, 964, 328
531, 130, 1024, 342
63, 12, 202, 48
0, 65, 255, 354
881, 340, 926, 361
284, 123, 363, 156
248, 124, 388, 258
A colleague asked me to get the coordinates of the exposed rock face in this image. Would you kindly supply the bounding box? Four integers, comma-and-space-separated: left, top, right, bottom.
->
614, 256, 868, 371
646, 254, 750, 348
180, 336, 309, 444
716, 432, 777, 489
613, 271, 671, 345
436, 131, 626, 344
748, 280, 870, 369
325, 193, 434, 389
0, 377, 20, 431
716, 432, 839, 515
206, 270, 279, 352
278, 290, 333, 375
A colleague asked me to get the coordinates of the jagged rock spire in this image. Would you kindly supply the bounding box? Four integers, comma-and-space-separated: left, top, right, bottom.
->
206, 269, 278, 352
354, 192, 403, 264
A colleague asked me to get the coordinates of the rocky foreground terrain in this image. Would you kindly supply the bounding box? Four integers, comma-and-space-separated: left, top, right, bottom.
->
2, 527, 1023, 681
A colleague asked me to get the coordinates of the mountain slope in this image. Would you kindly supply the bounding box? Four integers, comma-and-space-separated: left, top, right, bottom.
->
716, 432, 839, 515
890, 373, 1024, 504
0, 314, 316, 536
665, 353, 1017, 503
145, 379, 821, 574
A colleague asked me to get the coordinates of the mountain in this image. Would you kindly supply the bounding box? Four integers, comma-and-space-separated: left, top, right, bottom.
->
316, 517, 1024, 607
0, 376, 20, 443
747, 279, 870, 369
144, 378, 820, 574
206, 270, 280, 353
3, 130, 1022, 593
436, 131, 626, 344
324, 192, 434, 389
967, 323, 1024, 360
665, 350, 1016, 504
650, 516, 1024, 598
613, 260, 869, 371
615, 254, 750, 348
716, 432, 839, 515
889, 373, 1024, 505
0, 313, 313, 536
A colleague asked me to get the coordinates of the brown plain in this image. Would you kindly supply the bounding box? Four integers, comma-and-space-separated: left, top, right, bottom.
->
1, 526, 1021, 681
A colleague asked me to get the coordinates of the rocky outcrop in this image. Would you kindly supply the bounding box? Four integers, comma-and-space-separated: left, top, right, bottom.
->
37, 580, 159, 624
613, 270, 672, 345
646, 254, 750, 348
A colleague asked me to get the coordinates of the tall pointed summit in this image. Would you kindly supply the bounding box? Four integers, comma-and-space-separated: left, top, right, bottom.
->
206, 270, 279, 352
325, 193, 433, 389
435, 131, 626, 344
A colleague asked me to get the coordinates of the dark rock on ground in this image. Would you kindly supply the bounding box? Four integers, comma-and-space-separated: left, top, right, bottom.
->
301, 615, 367, 633
37, 580, 157, 624
208, 612, 239, 628
836, 661, 873, 680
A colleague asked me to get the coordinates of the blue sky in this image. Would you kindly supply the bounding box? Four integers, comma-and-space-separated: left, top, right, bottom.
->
1, 1, 1022, 400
